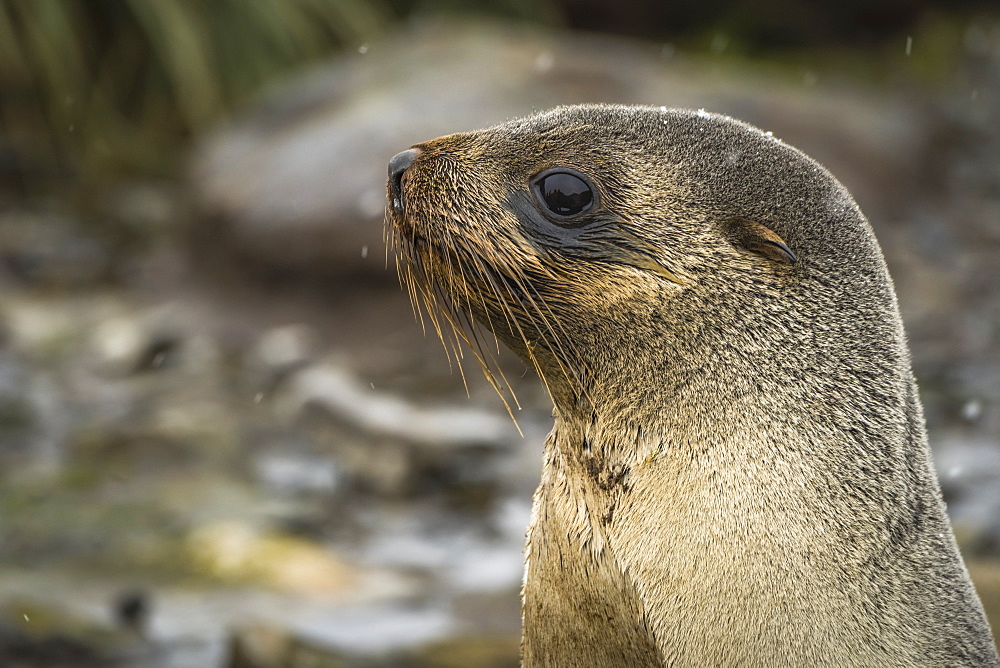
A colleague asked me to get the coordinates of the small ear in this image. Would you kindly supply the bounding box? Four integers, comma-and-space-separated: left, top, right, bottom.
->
725, 217, 797, 265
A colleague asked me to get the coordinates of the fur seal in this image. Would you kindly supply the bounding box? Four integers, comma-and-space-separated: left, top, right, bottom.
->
384, 104, 997, 667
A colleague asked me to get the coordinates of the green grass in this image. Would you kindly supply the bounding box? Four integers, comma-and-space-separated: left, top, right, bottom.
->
0, 0, 393, 178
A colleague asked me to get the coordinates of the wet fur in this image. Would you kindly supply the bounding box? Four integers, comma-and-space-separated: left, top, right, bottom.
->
385, 105, 998, 666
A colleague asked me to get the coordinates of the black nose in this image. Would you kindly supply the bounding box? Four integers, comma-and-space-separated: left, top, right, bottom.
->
388, 148, 420, 213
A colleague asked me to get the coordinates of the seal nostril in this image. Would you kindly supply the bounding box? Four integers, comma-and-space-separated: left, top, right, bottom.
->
388, 148, 421, 213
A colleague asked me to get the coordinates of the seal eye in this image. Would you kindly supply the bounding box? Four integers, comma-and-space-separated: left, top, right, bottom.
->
532, 169, 595, 220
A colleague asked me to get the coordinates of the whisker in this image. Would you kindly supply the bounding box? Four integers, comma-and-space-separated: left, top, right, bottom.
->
490, 254, 586, 400
388, 216, 573, 432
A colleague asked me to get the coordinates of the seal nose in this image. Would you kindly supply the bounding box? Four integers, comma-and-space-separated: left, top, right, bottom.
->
388, 148, 420, 213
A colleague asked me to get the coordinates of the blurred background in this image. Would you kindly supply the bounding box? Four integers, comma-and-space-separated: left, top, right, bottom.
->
1, 1, 999, 666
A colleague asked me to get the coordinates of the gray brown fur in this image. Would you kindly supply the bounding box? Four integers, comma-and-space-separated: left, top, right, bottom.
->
385, 104, 997, 667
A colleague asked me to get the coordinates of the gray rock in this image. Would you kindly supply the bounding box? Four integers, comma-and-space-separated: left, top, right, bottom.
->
244, 324, 319, 394
253, 449, 340, 496
88, 305, 187, 377
268, 360, 520, 497
0, 595, 153, 667
0, 351, 40, 457
0, 211, 115, 287
277, 362, 514, 450
0, 350, 70, 479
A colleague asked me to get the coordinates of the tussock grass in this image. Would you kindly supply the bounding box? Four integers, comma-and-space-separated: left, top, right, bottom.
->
0, 0, 391, 177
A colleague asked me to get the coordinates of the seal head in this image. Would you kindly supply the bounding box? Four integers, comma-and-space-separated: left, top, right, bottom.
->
387, 105, 838, 414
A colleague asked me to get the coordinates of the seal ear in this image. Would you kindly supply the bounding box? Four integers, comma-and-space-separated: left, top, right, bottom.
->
724, 217, 797, 265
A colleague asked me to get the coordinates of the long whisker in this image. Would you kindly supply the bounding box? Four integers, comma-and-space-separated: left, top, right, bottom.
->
389, 210, 586, 431
489, 254, 588, 402
457, 249, 526, 408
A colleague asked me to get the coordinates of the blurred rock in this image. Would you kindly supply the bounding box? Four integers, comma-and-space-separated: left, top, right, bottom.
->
0, 210, 116, 287
253, 450, 341, 496
245, 324, 320, 394
89, 310, 183, 377
937, 433, 1000, 558
254, 325, 318, 372
0, 596, 150, 667
192, 18, 920, 279
407, 634, 519, 668
3, 294, 96, 359
90, 315, 148, 375
0, 352, 39, 453
271, 361, 517, 498
452, 587, 522, 637
113, 589, 152, 638
225, 623, 519, 668
0, 350, 69, 479
185, 521, 356, 595
937, 435, 1000, 524
226, 623, 355, 668
278, 362, 514, 449
104, 182, 185, 238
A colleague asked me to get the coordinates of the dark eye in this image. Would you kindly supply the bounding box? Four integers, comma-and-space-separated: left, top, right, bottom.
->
532, 169, 595, 220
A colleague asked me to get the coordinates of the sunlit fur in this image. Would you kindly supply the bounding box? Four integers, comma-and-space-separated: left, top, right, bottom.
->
385, 105, 998, 667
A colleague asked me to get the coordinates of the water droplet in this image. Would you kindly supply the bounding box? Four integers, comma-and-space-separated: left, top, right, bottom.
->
254, 392, 264, 404
361, 245, 368, 259
964, 25, 990, 56
905, 36, 913, 56
535, 51, 554, 73
961, 398, 983, 422
358, 44, 369, 55
710, 33, 728, 54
